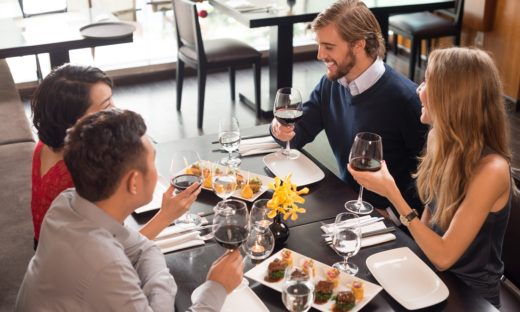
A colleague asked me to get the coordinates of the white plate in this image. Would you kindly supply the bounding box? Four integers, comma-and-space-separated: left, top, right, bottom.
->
366, 247, 449, 310
245, 248, 382, 312
220, 286, 269, 312
263, 152, 325, 186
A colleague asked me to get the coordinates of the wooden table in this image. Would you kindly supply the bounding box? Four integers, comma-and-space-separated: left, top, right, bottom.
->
126, 125, 497, 311
0, 8, 133, 67
209, 0, 455, 116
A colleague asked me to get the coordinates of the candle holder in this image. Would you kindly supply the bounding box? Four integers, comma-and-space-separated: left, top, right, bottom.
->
244, 224, 275, 260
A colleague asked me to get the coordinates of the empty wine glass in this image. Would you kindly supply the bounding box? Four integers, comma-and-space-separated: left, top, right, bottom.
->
344, 132, 383, 215
332, 212, 361, 275
218, 117, 241, 167
273, 87, 303, 159
249, 199, 274, 229
169, 150, 203, 226
212, 166, 237, 201
282, 266, 315, 312
244, 199, 275, 261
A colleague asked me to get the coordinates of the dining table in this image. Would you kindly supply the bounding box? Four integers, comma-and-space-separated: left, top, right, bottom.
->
0, 8, 134, 68
208, 0, 455, 116
125, 124, 498, 311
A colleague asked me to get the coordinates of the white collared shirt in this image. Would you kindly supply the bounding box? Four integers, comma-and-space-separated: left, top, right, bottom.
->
339, 58, 385, 96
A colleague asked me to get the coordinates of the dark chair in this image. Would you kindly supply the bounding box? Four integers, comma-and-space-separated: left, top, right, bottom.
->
18, 0, 67, 82
500, 175, 520, 310
389, 0, 465, 81
172, 0, 261, 128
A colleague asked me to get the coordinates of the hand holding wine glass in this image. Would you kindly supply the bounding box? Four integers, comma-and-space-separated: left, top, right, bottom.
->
344, 132, 383, 215
169, 150, 203, 226
331, 212, 361, 275
273, 87, 303, 159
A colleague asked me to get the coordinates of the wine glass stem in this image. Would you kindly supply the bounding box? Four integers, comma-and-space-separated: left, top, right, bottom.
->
343, 255, 350, 267
285, 140, 291, 153
228, 151, 233, 161
357, 186, 365, 204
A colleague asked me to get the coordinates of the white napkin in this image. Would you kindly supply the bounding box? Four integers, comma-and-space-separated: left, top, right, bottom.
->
154, 231, 205, 254
239, 136, 280, 156
323, 220, 396, 248
225, 0, 255, 10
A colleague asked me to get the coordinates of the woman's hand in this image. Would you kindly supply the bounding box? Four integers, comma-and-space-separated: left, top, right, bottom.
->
159, 182, 201, 222
347, 160, 397, 199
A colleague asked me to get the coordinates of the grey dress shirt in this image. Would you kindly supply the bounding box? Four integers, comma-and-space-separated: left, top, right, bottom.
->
15, 189, 227, 311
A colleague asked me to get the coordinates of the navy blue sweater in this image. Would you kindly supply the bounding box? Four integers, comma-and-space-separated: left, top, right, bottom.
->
289, 64, 428, 209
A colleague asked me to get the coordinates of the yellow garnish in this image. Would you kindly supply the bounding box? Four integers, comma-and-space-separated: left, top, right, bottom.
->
266, 174, 309, 221
240, 184, 253, 199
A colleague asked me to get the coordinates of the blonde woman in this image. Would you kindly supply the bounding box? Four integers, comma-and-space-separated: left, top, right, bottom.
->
349, 47, 512, 307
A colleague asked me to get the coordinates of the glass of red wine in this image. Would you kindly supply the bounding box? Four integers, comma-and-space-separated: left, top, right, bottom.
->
213, 199, 250, 290
170, 150, 203, 226
273, 87, 303, 160
344, 132, 383, 215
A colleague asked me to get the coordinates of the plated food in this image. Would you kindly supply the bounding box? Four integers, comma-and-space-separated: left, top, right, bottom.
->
245, 249, 382, 312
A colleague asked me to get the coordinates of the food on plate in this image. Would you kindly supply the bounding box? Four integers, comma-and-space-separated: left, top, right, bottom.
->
290, 268, 308, 279
332, 291, 356, 312
265, 258, 289, 282
203, 174, 212, 188
351, 280, 364, 301
281, 249, 293, 266
185, 163, 201, 176
302, 259, 315, 277
326, 268, 341, 288
236, 172, 245, 188
314, 280, 334, 304
248, 177, 263, 193
240, 183, 253, 199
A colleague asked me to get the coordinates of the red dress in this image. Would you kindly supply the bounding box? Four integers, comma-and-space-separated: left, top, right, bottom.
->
31, 141, 74, 241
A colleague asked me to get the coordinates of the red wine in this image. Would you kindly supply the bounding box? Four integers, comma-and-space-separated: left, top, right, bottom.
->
214, 225, 248, 249
171, 174, 201, 190
274, 108, 303, 125
350, 157, 381, 172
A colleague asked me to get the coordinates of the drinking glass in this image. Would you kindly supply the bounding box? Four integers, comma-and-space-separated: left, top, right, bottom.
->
169, 150, 203, 226
331, 213, 361, 275
249, 199, 274, 229
212, 166, 237, 201
218, 117, 241, 167
243, 199, 275, 261
281, 266, 315, 312
344, 132, 383, 215
273, 87, 303, 159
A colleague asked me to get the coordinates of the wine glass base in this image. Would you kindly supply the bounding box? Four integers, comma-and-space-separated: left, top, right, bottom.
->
333, 261, 359, 276
344, 200, 374, 215
276, 148, 300, 160
220, 156, 241, 167
174, 213, 203, 226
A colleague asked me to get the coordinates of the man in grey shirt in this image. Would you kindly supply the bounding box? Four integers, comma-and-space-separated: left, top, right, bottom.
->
16, 109, 243, 311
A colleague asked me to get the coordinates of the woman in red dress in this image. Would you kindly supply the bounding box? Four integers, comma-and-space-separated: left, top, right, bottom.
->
31, 65, 199, 249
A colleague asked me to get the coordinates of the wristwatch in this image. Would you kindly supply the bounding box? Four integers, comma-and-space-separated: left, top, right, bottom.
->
400, 209, 419, 226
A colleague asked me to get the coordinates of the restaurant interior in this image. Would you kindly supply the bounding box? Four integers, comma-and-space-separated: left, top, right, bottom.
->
1, 0, 519, 311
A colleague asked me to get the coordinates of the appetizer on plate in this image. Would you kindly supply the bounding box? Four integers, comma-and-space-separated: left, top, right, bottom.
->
265, 258, 289, 282
314, 280, 334, 304
351, 281, 364, 301
332, 291, 356, 312
248, 177, 263, 193
326, 268, 341, 288
281, 250, 293, 266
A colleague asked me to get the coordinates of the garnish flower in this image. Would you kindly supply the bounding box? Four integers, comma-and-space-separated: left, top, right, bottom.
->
267, 174, 309, 221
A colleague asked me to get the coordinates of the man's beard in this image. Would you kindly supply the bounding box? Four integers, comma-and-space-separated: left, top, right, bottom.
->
326, 50, 356, 81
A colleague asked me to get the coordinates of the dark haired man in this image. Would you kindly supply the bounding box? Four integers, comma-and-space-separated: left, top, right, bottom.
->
271, 0, 427, 219
16, 109, 243, 311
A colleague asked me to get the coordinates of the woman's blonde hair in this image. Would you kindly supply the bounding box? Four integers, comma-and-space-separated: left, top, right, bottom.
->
415, 47, 511, 231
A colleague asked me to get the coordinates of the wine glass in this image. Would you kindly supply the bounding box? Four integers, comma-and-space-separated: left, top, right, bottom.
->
244, 199, 275, 261
218, 117, 241, 167
282, 266, 315, 312
273, 87, 303, 159
344, 132, 383, 215
331, 212, 361, 275
212, 166, 237, 201
169, 150, 203, 226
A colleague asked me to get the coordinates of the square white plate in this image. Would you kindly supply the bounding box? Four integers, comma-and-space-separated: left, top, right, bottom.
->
245, 248, 382, 312
263, 152, 325, 186
366, 247, 449, 310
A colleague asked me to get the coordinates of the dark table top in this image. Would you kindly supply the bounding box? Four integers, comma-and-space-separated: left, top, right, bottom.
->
127, 125, 496, 311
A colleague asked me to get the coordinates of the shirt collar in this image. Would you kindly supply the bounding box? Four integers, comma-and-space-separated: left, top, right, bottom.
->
71, 191, 130, 242
339, 58, 385, 96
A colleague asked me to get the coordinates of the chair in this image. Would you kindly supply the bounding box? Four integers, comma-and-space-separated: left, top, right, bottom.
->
172, 0, 261, 128
18, 0, 67, 82
389, 0, 465, 81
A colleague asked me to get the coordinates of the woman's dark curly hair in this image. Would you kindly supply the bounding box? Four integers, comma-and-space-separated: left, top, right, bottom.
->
31, 64, 113, 150
64, 109, 148, 202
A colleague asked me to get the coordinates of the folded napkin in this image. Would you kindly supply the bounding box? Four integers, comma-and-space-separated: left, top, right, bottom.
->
239, 136, 280, 156
154, 231, 204, 254
225, 0, 255, 10
323, 219, 396, 248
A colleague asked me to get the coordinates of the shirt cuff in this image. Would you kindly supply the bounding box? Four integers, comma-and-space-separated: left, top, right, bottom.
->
191, 280, 227, 311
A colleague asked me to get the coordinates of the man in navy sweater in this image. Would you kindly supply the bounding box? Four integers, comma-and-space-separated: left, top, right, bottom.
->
271, 0, 428, 218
